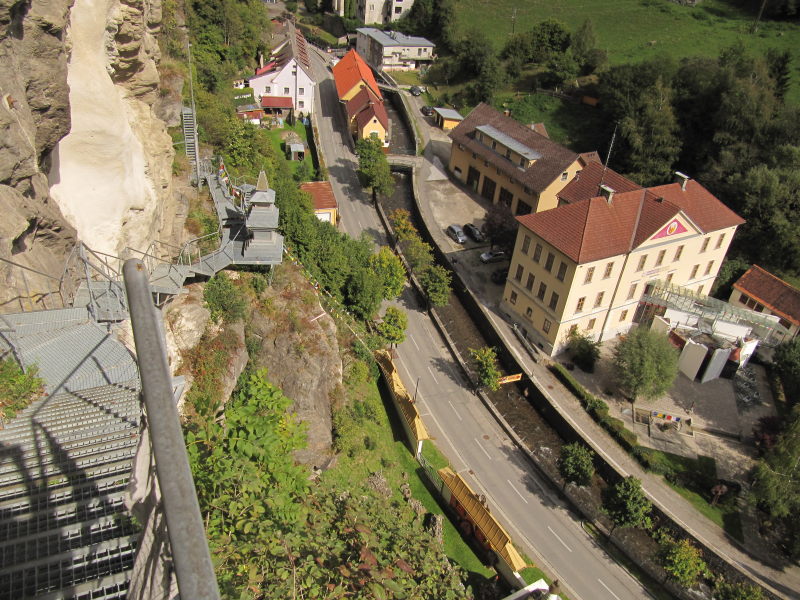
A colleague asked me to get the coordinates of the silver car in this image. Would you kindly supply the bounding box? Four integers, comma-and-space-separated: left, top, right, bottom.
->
446, 224, 467, 244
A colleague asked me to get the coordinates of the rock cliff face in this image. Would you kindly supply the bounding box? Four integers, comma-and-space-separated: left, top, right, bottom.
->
49, 0, 179, 256
0, 0, 78, 310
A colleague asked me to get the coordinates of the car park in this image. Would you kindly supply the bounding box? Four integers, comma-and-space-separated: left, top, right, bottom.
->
480, 249, 507, 263
421, 105, 434, 117
491, 268, 509, 284
446, 224, 467, 244
463, 223, 485, 243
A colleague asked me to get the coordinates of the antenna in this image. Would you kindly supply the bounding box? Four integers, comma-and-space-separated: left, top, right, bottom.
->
511, 8, 517, 36
599, 122, 617, 188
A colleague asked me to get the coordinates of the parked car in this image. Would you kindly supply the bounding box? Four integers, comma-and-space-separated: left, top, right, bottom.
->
480, 249, 508, 263
491, 267, 509, 284
410, 86, 422, 96
463, 223, 485, 243
446, 224, 467, 244
421, 105, 434, 117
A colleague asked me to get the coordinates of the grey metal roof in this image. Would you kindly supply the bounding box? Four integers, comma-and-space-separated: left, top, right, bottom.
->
288, 143, 305, 152
433, 107, 463, 121
249, 189, 276, 205
357, 28, 435, 48
246, 205, 279, 229
475, 124, 541, 161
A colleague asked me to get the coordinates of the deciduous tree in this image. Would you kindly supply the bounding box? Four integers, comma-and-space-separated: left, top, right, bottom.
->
369, 246, 406, 300
603, 476, 652, 533
658, 535, 709, 588
558, 443, 595, 488
420, 264, 451, 307
378, 306, 408, 347
345, 267, 383, 320
469, 346, 501, 391
713, 579, 765, 600
613, 326, 678, 402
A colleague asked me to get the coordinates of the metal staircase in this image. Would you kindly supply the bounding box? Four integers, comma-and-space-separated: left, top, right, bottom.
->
181, 107, 200, 184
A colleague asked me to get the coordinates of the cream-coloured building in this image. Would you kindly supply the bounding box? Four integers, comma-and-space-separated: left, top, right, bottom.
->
355, 28, 435, 71
448, 103, 599, 216
729, 265, 800, 339
500, 168, 745, 355
357, 0, 415, 25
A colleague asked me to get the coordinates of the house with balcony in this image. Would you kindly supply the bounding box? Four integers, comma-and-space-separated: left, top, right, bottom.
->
729, 265, 800, 340
500, 170, 745, 355
355, 28, 435, 71
448, 103, 600, 216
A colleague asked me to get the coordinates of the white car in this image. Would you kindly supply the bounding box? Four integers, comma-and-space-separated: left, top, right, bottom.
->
480, 249, 507, 264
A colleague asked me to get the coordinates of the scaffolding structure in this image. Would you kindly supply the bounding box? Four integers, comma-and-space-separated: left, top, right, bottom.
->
638, 279, 790, 347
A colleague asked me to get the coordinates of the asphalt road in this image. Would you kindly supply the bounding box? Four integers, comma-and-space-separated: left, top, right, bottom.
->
309, 48, 651, 600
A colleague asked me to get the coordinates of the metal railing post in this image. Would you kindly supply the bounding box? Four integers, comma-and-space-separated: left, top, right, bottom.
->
123, 259, 220, 600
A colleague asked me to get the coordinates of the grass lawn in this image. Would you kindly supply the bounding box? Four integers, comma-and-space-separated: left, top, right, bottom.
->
453, 0, 800, 104
262, 121, 311, 176
322, 378, 495, 584
391, 71, 424, 86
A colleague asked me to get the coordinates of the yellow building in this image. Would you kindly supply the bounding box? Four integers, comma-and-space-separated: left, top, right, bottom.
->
448, 103, 598, 215
345, 87, 390, 148
432, 107, 463, 131
300, 181, 339, 225
500, 168, 745, 355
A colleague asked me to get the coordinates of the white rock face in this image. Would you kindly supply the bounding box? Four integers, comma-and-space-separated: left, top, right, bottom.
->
49, 0, 175, 256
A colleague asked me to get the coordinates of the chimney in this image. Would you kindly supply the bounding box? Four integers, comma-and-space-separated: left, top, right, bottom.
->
674, 171, 690, 191
599, 184, 615, 204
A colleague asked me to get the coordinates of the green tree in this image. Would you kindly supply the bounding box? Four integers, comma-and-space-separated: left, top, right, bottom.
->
471, 54, 507, 103
482, 203, 518, 251
567, 328, 601, 373
420, 264, 452, 307
547, 48, 580, 89
378, 306, 408, 347
773, 337, 800, 402
369, 246, 406, 299
294, 158, 314, 182
713, 579, 765, 600
469, 346, 501, 391
403, 237, 434, 272
528, 18, 571, 63
613, 326, 679, 402
658, 536, 709, 588
603, 476, 652, 533
356, 136, 395, 199
345, 267, 383, 320
558, 442, 595, 488
389, 208, 417, 241
751, 406, 800, 519
204, 271, 247, 323
572, 19, 597, 67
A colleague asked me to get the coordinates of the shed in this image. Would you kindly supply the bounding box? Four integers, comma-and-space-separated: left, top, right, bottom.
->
286, 142, 306, 161
432, 107, 464, 131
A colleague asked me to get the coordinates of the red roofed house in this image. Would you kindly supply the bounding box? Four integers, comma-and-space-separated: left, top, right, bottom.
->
448, 103, 601, 216
345, 86, 389, 148
730, 265, 800, 339
247, 22, 315, 115
300, 181, 339, 225
500, 171, 745, 355
332, 49, 382, 102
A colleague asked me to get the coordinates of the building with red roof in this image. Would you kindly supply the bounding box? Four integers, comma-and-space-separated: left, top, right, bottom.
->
300, 181, 338, 224
332, 49, 382, 102
730, 265, 800, 339
500, 171, 745, 355
344, 87, 389, 148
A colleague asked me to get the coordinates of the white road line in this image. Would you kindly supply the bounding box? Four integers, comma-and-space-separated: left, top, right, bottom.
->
473, 438, 492, 460
409, 334, 420, 351
547, 526, 573, 553
447, 400, 463, 421
427, 365, 439, 383
598, 578, 623, 600
507, 479, 529, 504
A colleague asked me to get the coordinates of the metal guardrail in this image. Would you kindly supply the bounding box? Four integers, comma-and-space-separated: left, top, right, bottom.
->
123, 259, 220, 600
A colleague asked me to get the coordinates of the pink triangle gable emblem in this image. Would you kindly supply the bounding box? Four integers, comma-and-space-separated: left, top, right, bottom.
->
653, 219, 687, 239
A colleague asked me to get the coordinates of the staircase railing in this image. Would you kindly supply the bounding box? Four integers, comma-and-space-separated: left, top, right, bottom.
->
123, 258, 220, 600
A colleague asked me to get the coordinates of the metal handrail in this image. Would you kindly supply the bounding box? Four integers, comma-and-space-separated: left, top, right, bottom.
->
123, 259, 220, 600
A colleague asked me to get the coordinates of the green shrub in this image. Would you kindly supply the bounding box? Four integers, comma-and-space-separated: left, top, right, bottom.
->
0, 358, 44, 419
632, 446, 674, 476
204, 272, 247, 323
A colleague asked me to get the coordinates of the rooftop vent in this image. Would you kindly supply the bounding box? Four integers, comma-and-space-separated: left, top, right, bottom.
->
674, 171, 690, 191
599, 184, 615, 204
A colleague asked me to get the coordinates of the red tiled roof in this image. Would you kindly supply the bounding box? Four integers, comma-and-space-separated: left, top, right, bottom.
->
254, 62, 276, 76
530, 122, 549, 138
300, 181, 338, 211
355, 100, 389, 132
345, 86, 382, 120
558, 161, 642, 205
260, 96, 294, 109
449, 103, 580, 194
733, 265, 800, 326
517, 178, 744, 264
578, 151, 602, 165
333, 49, 382, 101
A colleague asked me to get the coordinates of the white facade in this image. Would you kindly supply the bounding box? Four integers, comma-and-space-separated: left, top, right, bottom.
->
355, 28, 435, 71
357, 0, 415, 25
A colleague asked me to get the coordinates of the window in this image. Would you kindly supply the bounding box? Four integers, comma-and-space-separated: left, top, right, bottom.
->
533, 244, 543, 262
561, 171, 568, 181
299, 87, 305, 95
594, 291, 604, 307
690, 264, 699, 279
557, 262, 567, 281
584, 267, 595, 284
576, 297, 586, 313
636, 255, 647, 271
395, 5, 401, 12
656, 250, 666, 266
514, 265, 523, 282
739, 293, 750, 304
603, 262, 613, 279
716, 234, 725, 249
627, 283, 637, 300
266, 86, 271, 93
701, 238, 710, 252
509, 291, 517, 305
705, 260, 714, 276
545, 252, 555, 272
521, 235, 531, 254
525, 274, 535, 291
298, 100, 305, 108
674, 245, 684, 261
549, 292, 559, 311
284, 87, 290, 94
666, 273, 674, 283
588, 318, 596, 330
620, 310, 628, 321
779, 317, 791, 329
526, 307, 533, 318
543, 319, 552, 334
537, 282, 547, 300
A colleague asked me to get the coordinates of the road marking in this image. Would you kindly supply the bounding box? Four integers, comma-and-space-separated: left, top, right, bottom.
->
547, 526, 573, 553
598, 578, 623, 600
447, 400, 463, 421
473, 438, 492, 460
408, 333, 420, 350
427, 365, 438, 383
507, 479, 529, 504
